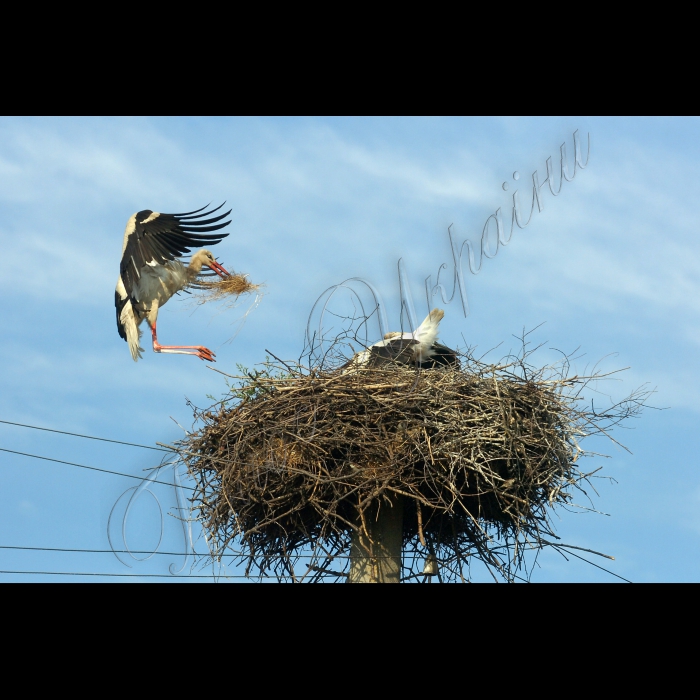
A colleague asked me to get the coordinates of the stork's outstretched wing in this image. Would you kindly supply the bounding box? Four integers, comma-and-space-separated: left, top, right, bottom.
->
119, 202, 232, 296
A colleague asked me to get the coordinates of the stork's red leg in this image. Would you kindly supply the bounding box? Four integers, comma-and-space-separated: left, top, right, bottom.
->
149, 322, 216, 362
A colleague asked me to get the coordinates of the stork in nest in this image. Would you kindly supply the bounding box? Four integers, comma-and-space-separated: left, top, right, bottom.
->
341, 308, 458, 372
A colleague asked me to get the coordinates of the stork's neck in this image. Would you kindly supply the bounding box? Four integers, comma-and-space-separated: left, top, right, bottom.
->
186, 256, 205, 278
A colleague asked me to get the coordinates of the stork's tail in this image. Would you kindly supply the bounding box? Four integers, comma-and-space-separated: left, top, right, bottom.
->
413, 308, 444, 360
116, 279, 144, 362
122, 301, 144, 362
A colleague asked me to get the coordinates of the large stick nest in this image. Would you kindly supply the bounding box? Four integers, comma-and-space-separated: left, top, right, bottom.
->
174, 344, 649, 582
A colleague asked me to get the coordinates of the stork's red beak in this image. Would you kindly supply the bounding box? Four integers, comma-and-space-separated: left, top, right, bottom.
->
209, 260, 230, 278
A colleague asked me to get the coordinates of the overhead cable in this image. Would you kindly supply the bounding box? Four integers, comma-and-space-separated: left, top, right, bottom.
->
0, 447, 193, 491
0, 418, 169, 452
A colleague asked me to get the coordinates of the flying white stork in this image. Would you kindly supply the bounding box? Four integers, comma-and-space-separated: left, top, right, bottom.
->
115, 203, 232, 362
341, 308, 458, 372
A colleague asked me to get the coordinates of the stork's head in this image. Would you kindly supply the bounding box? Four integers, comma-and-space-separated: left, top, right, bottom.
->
190, 249, 230, 277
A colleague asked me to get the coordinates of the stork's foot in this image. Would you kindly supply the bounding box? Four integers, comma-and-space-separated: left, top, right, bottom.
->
152, 341, 217, 362
195, 346, 216, 362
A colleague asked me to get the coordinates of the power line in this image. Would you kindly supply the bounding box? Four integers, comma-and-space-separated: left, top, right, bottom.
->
0, 447, 195, 491
0, 545, 629, 581
0, 570, 284, 579
0, 545, 224, 556
0, 419, 170, 452
0, 545, 411, 560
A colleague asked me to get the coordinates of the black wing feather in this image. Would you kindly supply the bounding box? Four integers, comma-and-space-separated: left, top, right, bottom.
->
367, 339, 418, 367
168, 203, 212, 217
179, 223, 232, 233
365, 339, 459, 369
168, 202, 227, 219
115, 291, 128, 340
119, 203, 231, 298
421, 343, 459, 368
173, 210, 231, 227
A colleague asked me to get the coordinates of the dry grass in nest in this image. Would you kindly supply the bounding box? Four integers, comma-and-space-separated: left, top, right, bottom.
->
172, 343, 650, 582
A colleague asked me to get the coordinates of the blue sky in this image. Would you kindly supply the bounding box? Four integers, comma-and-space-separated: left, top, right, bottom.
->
1, 116, 698, 582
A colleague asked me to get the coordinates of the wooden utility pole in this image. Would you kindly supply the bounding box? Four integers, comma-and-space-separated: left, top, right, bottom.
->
348, 495, 403, 583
